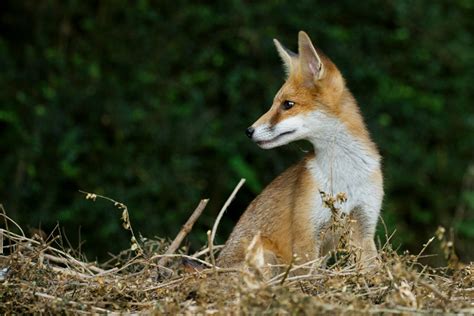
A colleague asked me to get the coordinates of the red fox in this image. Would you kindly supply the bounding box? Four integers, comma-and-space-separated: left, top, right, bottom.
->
217, 31, 383, 269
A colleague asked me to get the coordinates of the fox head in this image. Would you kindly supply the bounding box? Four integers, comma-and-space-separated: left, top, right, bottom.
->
246, 31, 349, 149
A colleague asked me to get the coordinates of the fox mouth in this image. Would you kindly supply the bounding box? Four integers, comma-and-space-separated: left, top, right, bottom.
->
256, 130, 296, 146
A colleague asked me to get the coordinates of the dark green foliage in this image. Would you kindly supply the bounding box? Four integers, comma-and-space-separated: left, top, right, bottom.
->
0, 0, 472, 261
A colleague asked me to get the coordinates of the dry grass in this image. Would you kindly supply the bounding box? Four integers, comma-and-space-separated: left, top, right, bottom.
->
0, 188, 473, 315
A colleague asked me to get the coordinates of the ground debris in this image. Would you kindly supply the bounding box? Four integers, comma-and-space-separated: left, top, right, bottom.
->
0, 224, 473, 315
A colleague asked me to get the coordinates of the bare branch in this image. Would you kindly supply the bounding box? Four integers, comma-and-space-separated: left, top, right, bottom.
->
158, 199, 209, 267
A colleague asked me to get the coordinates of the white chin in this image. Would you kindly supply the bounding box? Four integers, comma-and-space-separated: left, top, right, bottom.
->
256, 141, 277, 149
253, 130, 297, 149
255, 138, 288, 149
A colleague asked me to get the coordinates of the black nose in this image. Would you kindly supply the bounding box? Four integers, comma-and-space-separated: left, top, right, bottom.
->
246, 127, 255, 138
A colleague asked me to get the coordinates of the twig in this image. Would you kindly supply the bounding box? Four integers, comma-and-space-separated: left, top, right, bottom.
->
1, 229, 97, 275
210, 178, 245, 250
191, 244, 224, 258
79, 190, 144, 255
144, 275, 190, 291
382, 229, 397, 251
0, 204, 11, 240
157, 199, 209, 267
49, 266, 93, 279
34, 292, 116, 314
410, 236, 435, 269
269, 273, 324, 286
280, 255, 295, 285
207, 230, 217, 277
42, 253, 105, 274
0, 209, 25, 237
418, 279, 450, 304
144, 267, 254, 292
151, 253, 213, 268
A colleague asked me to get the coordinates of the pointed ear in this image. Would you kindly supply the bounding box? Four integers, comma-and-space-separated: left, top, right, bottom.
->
273, 38, 296, 76
298, 31, 324, 82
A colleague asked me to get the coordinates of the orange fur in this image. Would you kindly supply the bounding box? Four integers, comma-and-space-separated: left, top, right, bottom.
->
217, 155, 317, 267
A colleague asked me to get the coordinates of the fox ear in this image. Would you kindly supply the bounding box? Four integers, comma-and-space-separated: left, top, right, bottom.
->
298, 31, 324, 82
273, 38, 296, 76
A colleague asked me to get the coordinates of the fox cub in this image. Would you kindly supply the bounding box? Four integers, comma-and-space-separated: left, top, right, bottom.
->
217, 31, 383, 269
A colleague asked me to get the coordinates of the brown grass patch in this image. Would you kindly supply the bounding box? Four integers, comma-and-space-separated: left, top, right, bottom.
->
0, 187, 473, 314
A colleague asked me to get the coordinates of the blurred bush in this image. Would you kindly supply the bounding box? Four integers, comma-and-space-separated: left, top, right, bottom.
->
0, 0, 472, 261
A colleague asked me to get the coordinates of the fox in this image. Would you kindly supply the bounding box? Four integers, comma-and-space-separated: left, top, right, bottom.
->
217, 31, 383, 270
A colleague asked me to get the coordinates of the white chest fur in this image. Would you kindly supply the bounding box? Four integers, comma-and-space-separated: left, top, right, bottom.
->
304, 113, 382, 228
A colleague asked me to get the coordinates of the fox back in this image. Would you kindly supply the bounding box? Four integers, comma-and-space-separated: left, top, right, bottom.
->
217, 31, 383, 270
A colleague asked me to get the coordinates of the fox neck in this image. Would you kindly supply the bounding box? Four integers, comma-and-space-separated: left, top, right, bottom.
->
305, 104, 379, 198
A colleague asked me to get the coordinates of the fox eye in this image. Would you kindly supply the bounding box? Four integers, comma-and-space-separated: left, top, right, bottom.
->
282, 100, 295, 110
